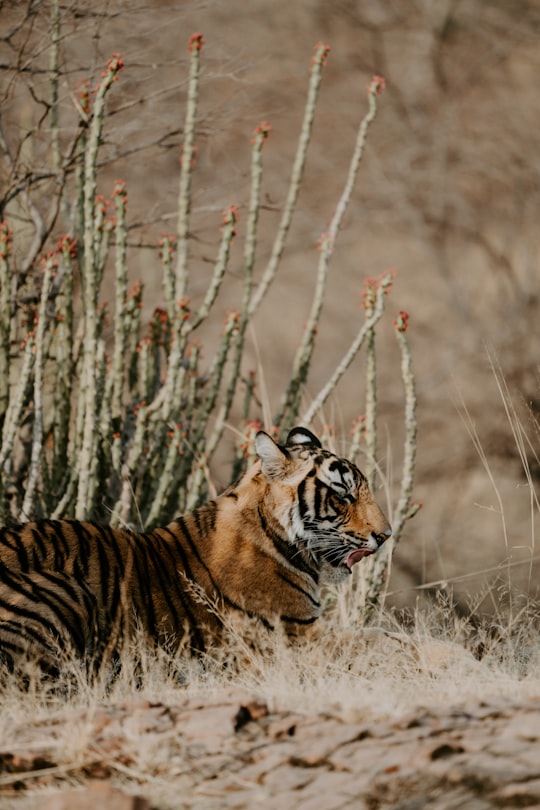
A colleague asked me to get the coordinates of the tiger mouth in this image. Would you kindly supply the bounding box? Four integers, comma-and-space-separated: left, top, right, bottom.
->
343, 548, 375, 570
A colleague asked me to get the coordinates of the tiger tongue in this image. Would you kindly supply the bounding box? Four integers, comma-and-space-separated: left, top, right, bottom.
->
345, 549, 372, 568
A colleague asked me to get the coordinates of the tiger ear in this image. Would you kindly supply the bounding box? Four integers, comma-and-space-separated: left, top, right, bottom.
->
285, 426, 322, 448
255, 431, 290, 479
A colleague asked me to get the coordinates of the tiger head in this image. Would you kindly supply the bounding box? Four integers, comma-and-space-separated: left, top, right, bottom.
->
254, 426, 392, 584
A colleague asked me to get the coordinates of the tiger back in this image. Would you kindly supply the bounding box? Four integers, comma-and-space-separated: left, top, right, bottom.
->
0, 427, 391, 675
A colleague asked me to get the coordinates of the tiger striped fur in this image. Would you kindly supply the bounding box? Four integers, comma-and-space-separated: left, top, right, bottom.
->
0, 427, 391, 675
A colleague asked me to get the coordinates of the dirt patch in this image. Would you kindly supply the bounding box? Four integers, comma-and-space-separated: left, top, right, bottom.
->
1, 693, 540, 809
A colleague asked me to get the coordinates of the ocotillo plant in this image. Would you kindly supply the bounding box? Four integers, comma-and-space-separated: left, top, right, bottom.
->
0, 33, 418, 617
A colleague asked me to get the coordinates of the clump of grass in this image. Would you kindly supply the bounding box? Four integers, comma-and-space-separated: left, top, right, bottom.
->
1, 594, 539, 723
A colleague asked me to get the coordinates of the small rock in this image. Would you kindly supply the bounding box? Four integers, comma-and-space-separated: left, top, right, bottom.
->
430, 742, 466, 760
234, 699, 269, 731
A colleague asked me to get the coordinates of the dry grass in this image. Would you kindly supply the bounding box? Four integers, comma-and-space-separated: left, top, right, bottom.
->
1, 590, 539, 720
0, 588, 538, 809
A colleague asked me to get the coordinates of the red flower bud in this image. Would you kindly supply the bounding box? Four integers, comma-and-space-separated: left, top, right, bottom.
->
188, 32, 204, 53
368, 75, 386, 95
312, 42, 331, 69
252, 121, 272, 146
104, 54, 124, 77
393, 310, 410, 332
113, 179, 127, 201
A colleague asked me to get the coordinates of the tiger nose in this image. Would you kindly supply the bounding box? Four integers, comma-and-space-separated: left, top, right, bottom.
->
375, 528, 392, 547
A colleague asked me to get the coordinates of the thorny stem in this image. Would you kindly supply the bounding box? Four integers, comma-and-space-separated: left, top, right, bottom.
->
152, 204, 237, 446
22, 274, 57, 520
365, 310, 418, 613
76, 55, 123, 519
187, 314, 239, 488
278, 77, 384, 429
110, 181, 128, 453
184, 311, 239, 511
192, 126, 267, 483
110, 404, 148, 528
390, 312, 418, 546
248, 43, 330, 317
160, 235, 176, 321
187, 205, 238, 333
244, 124, 268, 288
145, 423, 185, 528
302, 274, 394, 425
0, 335, 35, 475
52, 238, 76, 484
364, 288, 379, 491
0, 223, 12, 429
49, 0, 61, 175
175, 33, 203, 302
146, 342, 199, 526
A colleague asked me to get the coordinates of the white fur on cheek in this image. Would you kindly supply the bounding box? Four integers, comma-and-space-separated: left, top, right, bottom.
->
271, 498, 305, 543
291, 507, 306, 540
366, 533, 379, 551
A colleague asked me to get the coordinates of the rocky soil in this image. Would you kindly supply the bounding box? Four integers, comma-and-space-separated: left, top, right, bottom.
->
2, 692, 540, 809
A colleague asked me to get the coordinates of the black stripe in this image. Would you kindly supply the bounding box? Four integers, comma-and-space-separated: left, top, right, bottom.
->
1, 619, 58, 652
69, 521, 92, 574
0, 564, 93, 655
157, 526, 207, 651
276, 571, 320, 608
32, 571, 89, 629
125, 539, 157, 635
174, 517, 211, 578
280, 614, 318, 625
297, 477, 310, 519
201, 501, 218, 534
134, 527, 209, 651
0, 638, 27, 659
257, 506, 318, 582
54, 519, 72, 557
2, 529, 30, 572
137, 535, 186, 637
30, 526, 49, 565
0, 592, 62, 640
31, 572, 89, 652
159, 526, 196, 581
314, 479, 324, 519
102, 525, 128, 573
48, 520, 71, 567
95, 529, 113, 602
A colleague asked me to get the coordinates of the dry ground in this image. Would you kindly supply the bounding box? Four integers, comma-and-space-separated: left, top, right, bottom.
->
3, 692, 540, 809
0, 622, 539, 809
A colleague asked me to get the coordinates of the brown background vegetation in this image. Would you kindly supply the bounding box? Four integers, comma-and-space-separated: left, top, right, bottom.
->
2, 0, 539, 610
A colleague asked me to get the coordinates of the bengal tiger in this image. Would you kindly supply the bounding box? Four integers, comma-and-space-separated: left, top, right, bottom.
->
0, 427, 391, 676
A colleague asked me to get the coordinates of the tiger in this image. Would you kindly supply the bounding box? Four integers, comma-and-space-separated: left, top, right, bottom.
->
0, 426, 391, 676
